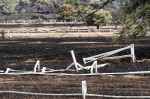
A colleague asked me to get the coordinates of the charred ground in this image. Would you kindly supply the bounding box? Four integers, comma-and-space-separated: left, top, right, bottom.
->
0, 37, 150, 99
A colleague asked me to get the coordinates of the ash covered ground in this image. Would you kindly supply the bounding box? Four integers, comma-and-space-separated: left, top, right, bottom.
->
0, 37, 150, 72
0, 37, 150, 99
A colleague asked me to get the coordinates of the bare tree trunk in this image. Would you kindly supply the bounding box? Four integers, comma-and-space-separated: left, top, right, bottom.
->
97, 25, 99, 29
1, 31, 5, 39
37, 8, 40, 12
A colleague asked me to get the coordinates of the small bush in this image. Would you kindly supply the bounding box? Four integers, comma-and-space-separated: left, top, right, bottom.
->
112, 36, 120, 42
31, 13, 52, 20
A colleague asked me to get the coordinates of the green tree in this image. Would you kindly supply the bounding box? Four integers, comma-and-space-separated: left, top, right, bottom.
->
63, 0, 92, 17
89, 0, 103, 9
17, 0, 31, 14
34, 0, 52, 12
0, 0, 19, 14
84, 9, 112, 29
119, 0, 150, 39
57, 4, 77, 21
34, 0, 59, 13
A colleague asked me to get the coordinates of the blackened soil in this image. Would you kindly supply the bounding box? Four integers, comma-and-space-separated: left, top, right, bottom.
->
0, 37, 150, 72
0, 37, 150, 99
1, 75, 150, 99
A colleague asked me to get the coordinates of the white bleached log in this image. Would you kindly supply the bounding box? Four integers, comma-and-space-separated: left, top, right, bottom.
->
67, 50, 109, 73
100, 55, 132, 60
71, 50, 79, 72
66, 50, 84, 72
78, 63, 109, 71
41, 67, 76, 73
5, 68, 20, 73
66, 63, 74, 70
1, 90, 150, 98
83, 44, 136, 64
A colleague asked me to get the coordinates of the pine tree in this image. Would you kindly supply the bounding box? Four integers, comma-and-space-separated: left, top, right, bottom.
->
119, 0, 150, 39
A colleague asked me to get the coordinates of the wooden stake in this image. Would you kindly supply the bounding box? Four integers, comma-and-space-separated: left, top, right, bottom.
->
91, 61, 97, 74
95, 61, 98, 73
34, 60, 40, 73
41, 67, 46, 73
5, 68, 11, 73
38, 60, 40, 72
131, 44, 136, 62
82, 81, 87, 99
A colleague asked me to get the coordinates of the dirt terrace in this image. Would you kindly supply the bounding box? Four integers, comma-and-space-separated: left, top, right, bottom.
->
0, 37, 150, 99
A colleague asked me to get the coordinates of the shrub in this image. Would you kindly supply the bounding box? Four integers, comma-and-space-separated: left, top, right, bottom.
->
31, 13, 52, 20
